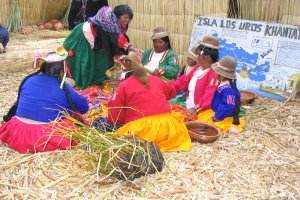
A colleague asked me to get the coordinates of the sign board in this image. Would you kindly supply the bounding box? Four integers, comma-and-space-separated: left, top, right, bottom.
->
190, 16, 300, 101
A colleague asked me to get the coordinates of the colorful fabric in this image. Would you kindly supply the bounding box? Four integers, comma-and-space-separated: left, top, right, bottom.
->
64, 23, 114, 89
0, 117, 76, 153
16, 74, 88, 122
170, 65, 219, 111
114, 112, 192, 152
108, 75, 176, 124
211, 83, 240, 121
169, 93, 186, 107
198, 109, 246, 134
89, 6, 126, 34
142, 48, 179, 80
92, 116, 118, 132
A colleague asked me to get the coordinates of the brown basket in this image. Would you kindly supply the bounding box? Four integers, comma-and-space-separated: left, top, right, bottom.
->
240, 90, 256, 105
185, 121, 220, 143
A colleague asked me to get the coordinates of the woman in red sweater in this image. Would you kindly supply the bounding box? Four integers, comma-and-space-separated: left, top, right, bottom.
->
170, 35, 220, 113
107, 52, 192, 152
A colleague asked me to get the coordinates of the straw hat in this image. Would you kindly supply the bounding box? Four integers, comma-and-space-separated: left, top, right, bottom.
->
213, 56, 237, 79
198, 35, 219, 49
186, 47, 198, 62
151, 27, 169, 40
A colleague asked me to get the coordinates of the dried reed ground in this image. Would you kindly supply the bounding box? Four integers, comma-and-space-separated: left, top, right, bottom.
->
0, 33, 299, 199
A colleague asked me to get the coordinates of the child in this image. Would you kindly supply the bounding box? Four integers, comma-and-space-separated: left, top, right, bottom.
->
179, 48, 198, 76
198, 56, 246, 133
0, 24, 9, 53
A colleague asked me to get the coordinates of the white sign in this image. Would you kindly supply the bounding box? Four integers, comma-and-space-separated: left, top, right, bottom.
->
190, 16, 300, 101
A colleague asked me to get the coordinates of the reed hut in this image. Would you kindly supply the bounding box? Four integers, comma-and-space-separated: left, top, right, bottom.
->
233, 0, 300, 25
0, 0, 70, 30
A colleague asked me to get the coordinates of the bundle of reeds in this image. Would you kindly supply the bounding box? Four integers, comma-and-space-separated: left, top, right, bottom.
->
7, 0, 22, 32
62, 0, 72, 25
56, 116, 164, 180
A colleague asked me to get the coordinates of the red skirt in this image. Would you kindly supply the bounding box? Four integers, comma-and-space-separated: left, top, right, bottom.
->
0, 117, 76, 153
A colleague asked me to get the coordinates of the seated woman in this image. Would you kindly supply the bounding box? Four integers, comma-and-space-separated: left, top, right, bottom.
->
170, 35, 220, 112
198, 56, 246, 133
142, 27, 179, 80
0, 24, 9, 53
0, 50, 89, 153
64, 4, 134, 89
107, 52, 192, 152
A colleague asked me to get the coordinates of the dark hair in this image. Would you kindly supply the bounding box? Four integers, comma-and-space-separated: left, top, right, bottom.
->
229, 79, 240, 125
122, 53, 149, 86
153, 36, 172, 50
161, 36, 172, 49
40, 61, 64, 77
196, 45, 219, 63
40, 60, 78, 112
113, 4, 133, 19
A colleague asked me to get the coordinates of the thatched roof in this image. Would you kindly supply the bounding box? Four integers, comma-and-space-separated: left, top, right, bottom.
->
0, 0, 70, 27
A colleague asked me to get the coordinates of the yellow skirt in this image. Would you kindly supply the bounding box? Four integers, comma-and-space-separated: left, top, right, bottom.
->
197, 109, 246, 134
114, 113, 192, 152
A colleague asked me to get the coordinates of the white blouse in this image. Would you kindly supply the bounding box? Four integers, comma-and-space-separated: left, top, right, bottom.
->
82, 22, 95, 49
144, 51, 165, 72
186, 67, 209, 109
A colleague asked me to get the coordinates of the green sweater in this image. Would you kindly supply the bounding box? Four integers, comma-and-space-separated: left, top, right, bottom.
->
142, 48, 179, 80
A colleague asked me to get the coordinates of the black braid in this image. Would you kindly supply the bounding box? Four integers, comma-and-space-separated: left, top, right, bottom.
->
229, 79, 240, 125
56, 77, 77, 113
3, 70, 42, 122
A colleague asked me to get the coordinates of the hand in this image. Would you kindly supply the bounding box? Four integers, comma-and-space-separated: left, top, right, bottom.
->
187, 108, 197, 114
152, 68, 165, 77
124, 43, 133, 50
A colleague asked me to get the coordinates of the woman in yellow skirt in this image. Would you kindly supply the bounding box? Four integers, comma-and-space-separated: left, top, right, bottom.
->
198, 56, 246, 134
107, 52, 192, 152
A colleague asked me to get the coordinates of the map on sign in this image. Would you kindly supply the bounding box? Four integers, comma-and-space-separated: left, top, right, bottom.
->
190, 16, 300, 101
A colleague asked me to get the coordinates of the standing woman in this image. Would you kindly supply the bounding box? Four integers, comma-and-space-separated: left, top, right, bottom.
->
64, 4, 133, 89
142, 27, 180, 80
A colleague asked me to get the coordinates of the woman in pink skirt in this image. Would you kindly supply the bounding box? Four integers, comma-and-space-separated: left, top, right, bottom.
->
0, 50, 89, 153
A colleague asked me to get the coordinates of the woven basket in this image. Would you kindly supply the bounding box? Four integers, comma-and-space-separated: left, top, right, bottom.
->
185, 121, 220, 143
240, 90, 256, 105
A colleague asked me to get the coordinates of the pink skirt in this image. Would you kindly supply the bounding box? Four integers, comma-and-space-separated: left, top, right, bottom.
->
0, 117, 76, 153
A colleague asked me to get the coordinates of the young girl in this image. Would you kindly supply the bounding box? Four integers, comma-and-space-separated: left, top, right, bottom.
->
179, 48, 198, 76
107, 52, 192, 152
198, 56, 246, 133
